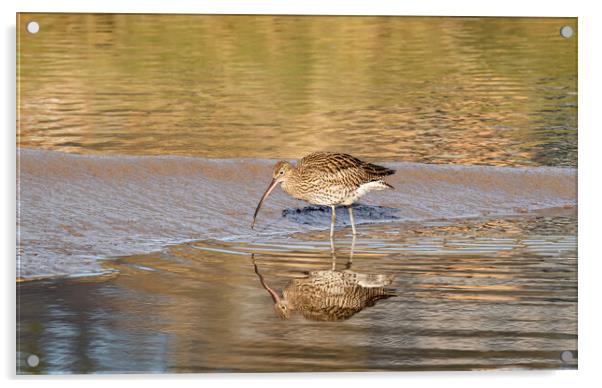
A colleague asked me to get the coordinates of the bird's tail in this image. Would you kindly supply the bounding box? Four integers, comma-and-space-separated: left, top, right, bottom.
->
364, 163, 396, 177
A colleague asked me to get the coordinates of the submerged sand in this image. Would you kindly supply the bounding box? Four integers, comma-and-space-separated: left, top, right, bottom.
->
17, 148, 576, 280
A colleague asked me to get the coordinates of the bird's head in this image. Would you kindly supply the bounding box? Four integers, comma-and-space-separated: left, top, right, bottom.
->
251, 160, 294, 229
274, 300, 291, 320
272, 160, 294, 183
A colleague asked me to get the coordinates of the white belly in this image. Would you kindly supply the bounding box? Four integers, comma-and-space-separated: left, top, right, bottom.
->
289, 180, 390, 206
340, 181, 390, 206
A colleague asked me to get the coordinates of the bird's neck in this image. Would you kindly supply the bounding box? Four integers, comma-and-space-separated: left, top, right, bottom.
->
281, 168, 301, 197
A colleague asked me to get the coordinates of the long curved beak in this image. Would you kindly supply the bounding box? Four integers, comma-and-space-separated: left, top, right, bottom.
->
251, 254, 281, 304
251, 178, 279, 229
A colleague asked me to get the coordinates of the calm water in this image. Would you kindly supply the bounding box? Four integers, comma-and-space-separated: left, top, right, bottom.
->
17, 14, 578, 373
18, 212, 577, 373
18, 14, 577, 166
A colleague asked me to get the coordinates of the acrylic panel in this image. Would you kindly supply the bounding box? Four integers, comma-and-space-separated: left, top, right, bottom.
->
16, 13, 577, 374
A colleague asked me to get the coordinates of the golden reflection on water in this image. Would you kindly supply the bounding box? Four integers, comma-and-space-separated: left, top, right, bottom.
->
18, 14, 576, 166
251, 242, 397, 321
17, 212, 577, 373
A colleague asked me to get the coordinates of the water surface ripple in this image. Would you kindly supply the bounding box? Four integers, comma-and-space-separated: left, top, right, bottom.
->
18, 15, 577, 166
18, 214, 577, 373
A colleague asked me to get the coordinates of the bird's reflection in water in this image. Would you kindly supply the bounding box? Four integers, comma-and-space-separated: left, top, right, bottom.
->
252, 238, 397, 321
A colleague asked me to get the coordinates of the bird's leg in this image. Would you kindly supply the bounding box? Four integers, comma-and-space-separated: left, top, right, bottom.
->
330, 205, 336, 238
330, 235, 336, 255
347, 206, 357, 235
330, 236, 336, 271
346, 234, 356, 270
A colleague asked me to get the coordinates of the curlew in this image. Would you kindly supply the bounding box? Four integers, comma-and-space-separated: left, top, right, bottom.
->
251, 249, 396, 321
251, 152, 395, 236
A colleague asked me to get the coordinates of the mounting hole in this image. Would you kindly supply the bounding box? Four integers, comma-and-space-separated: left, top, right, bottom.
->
26, 21, 40, 34
26, 354, 40, 367
560, 25, 573, 39
560, 350, 574, 363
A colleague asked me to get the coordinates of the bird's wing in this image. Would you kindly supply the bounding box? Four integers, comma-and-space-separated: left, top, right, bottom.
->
298, 152, 394, 186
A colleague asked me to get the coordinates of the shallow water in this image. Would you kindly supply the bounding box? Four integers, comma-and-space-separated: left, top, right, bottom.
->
17, 149, 576, 279
17, 211, 577, 373
18, 15, 576, 166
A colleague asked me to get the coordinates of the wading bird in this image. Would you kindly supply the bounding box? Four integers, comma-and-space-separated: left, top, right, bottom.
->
250, 244, 396, 321
251, 152, 395, 236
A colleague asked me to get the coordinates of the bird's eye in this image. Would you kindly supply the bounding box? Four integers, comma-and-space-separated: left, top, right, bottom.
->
279, 170, 284, 175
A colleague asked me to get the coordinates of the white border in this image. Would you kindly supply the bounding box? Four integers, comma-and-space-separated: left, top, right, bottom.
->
3, 1, 601, 387
4, 0, 584, 17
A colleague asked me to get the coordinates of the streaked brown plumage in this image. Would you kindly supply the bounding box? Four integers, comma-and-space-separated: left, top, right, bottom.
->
252, 152, 395, 236
252, 256, 396, 321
